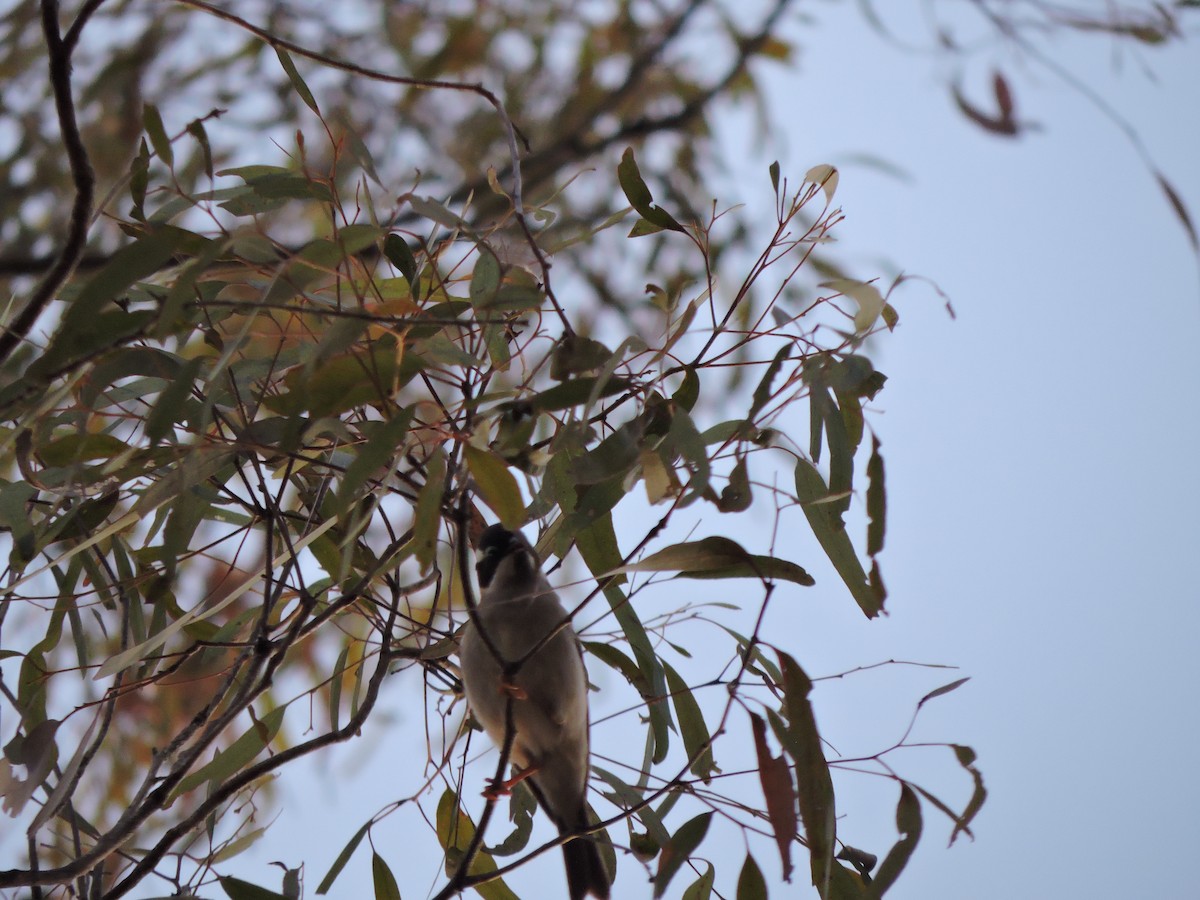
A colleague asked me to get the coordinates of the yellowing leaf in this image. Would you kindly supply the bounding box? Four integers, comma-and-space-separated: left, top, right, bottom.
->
821, 278, 885, 332
805, 164, 840, 204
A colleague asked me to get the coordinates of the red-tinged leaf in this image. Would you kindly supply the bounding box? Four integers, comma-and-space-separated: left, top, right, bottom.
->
951, 83, 1019, 137
750, 712, 796, 881
1155, 171, 1199, 251
992, 71, 1014, 119
654, 813, 712, 898
778, 652, 835, 894
868, 785, 922, 897
736, 853, 768, 900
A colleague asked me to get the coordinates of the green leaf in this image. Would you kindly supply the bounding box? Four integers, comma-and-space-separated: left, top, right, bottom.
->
794, 460, 883, 617
618, 147, 686, 234
371, 852, 403, 900
574, 516, 672, 765
37, 433, 131, 467
866, 436, 886, 556
736, 853, 768, 900
611, 537, 813, 587
173, 705, 286, 798
778, 652, 835, 896
750, 344, 791, 419
465, 445, 525, 528
868, 785, 922, 897
717, 455, 752, 513
334, 410, 414, 520
413, 451, 446, 571
384, 234, 420, 297
129, 138, 148, 220
683, 865, 714, 900
220, 876, 289, 900
315, 821, 371, 894
550, 333, 612, 380
654, 813, 712, 898
663, 662, 716, 782
275, 47, 320, 114
434, 789, 520, 900
142, 103, 173, 167
187, 117, 213, 180
469, 247, 502, 308
519, 376, 631, 414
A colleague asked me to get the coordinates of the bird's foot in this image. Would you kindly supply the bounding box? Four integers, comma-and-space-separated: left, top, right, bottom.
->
482, 764, 540, 799
498, 678, 528, 700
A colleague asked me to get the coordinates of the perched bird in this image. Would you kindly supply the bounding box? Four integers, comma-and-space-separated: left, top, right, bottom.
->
459, 524, 610, 900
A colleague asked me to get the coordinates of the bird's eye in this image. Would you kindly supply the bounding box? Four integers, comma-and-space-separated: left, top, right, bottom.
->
483, 544, 501, 557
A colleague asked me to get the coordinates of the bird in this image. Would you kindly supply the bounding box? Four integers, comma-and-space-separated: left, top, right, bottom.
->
458, 524, 611, 900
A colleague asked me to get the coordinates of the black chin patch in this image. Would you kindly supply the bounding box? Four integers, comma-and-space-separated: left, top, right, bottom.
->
476, 524, 522, 589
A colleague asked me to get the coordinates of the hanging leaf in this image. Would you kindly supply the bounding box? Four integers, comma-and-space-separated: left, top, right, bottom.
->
654, 813, 712, 898
794, 460, 883, 617
274, 47, 320, 114
868, 784, 922, 897
750, 712, 796, 882
618, 147, 687, 234
778, 652, 835, 896
371, 852, 403, 900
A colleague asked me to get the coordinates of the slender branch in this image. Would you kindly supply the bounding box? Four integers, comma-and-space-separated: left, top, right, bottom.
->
0, 0, 100, 367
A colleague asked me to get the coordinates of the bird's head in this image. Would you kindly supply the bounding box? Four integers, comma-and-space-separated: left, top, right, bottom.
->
476, 524, 540, 592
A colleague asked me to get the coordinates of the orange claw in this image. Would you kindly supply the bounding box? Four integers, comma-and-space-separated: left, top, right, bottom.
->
498, 679, 528, 700
482, 764, 541, 799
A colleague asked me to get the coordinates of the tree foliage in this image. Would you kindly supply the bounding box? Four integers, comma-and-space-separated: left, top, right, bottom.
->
0, 1, 1190, 898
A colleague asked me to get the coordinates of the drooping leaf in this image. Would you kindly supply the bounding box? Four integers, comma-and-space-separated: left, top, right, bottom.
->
274, 47, 320, 114
663, 661, 716, 782
315, 821, 371, 894
142, 102, 173, 167
736, 853, 768, 900
465, 445, 525, 528
653, 813, 712, 898
371, 852, 403, 900
750, 713, 796, 882
433, 789, 520, 900
794, 461, 883, 617
778, 652, 835, 896
334, 410, 414, 520
682, 864, 715, 900
618, 147, 686, 234
866, 437, 886, 556
868, 784, 922, 897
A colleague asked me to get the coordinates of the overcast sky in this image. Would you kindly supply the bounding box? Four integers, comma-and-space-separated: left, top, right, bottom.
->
755, 4, 1200, 899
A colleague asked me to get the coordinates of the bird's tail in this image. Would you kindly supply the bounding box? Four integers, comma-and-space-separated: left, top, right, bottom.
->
562, 827, 610, 900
